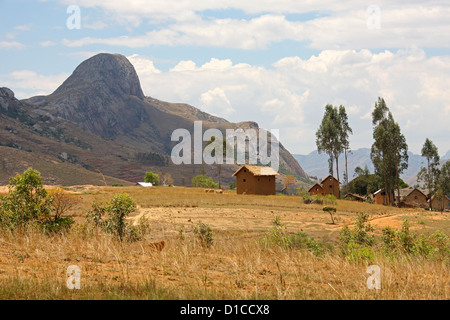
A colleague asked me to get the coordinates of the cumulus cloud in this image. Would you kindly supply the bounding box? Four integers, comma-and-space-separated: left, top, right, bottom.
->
60, 1, 450, 50
1, 70, 69, 99
128, 49, 450, 154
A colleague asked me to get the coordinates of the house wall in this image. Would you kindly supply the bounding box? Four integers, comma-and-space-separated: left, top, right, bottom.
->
322, 177, 340, 199
431, 197, 450, 211
404, 189, 427, 208
235, 169, 276, 195
374, 191, 387, 205
309, 184, 323, 196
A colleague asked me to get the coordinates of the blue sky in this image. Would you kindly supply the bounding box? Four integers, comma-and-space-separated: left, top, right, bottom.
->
1, 0, 450, 156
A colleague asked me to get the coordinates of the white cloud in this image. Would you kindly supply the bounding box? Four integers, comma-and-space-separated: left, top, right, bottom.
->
0, 41, 25, 49
1, 70, 69, 99
60, 2, 450, 50
128, 49, 450, 154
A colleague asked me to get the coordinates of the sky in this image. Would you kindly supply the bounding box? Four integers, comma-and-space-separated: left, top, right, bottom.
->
0, 0, 449, 157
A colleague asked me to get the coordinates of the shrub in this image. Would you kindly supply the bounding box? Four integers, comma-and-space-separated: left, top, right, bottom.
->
193, 222, 214, 248
322, 206, 337, 224
144, 171, 160, 185
86, 193, 139, 241
191, 175, 218, 189
0, 168, 74, 234
261, 217, 331, 256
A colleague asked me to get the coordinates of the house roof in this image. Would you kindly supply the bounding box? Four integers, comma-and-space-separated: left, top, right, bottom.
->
373, 189, 384, 195
320, 175, 341, 184
344, 193, 366, 200
397, 187, 427, 199
232, 165, 279, 177
136, 182, 153, 187
308, 183, 323, 192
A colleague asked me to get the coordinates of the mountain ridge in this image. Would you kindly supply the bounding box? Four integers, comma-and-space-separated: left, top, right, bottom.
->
1, 53, 308, 186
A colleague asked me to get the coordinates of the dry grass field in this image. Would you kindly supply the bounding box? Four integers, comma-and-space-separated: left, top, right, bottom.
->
0, 185, 448, 299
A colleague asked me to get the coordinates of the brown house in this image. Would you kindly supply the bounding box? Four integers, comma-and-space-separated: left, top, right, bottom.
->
430, 195, 450, 211
232, 165, 279, 195
397, 187, 428, 208
373, 189, 388, 205
320, 175, 341, 199
308, 183, 324, 196
308, 175, 340, 198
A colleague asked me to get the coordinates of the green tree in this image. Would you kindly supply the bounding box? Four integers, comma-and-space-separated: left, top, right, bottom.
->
417, 138, 440, 210
144, 171, 160, 185
86, 193, 137, 241
0, 168, 53, 229
338, 105, 353, 185
370, 98, 408, 206
316, 105, 342, 197
191, 174, 219, 188
435, 161, 450, 212
0, 168, 74, 233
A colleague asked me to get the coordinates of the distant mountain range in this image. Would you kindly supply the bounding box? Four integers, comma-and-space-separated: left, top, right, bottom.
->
294, 148, 450, 186
0, 53, 307, 186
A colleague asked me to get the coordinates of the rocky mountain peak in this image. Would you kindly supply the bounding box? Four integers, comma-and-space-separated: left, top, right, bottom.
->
54, 53, 144, 99
30, 53, 148, 138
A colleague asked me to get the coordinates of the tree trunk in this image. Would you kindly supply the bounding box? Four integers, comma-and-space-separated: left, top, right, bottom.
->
335, 154, 340, 199
396, 158, 400, 207
345, 149, 349, 185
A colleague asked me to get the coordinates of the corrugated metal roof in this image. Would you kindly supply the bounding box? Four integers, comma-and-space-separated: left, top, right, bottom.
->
136, 182, 153, 187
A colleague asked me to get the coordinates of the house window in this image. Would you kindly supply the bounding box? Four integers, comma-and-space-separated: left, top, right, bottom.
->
316, 188, 319, 191
244, 169, 247, 173
414, 196, 418, 199
243, 179, 246, 182
330, 185, 332, 188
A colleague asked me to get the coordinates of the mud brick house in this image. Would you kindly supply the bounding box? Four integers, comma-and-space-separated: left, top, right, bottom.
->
308, 175, 341, 199
232, 165, 279, 195
397, 187, 428, 208
374, 189, 388, 205
308, 183, 324, 196
430, 195, 450, 211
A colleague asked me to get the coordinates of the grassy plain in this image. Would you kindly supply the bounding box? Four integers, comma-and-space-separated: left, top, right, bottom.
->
0, 186, 448, 299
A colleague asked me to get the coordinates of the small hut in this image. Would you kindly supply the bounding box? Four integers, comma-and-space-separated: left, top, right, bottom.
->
232, 165, 279, 195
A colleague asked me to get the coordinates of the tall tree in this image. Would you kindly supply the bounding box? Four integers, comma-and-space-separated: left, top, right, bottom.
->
316, 105, 339, 196
370, 97, 408, 206
417, 138, 440, 210
338, 105, 353, 185
435, 161, 450, 212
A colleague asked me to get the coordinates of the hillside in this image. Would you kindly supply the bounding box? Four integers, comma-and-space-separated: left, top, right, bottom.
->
1, 53, 308, 186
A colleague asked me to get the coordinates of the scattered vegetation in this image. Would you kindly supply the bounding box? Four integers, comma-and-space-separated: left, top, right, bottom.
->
0, 168, 74, 234
86, 193, 142, 241
191, 174, 218, 188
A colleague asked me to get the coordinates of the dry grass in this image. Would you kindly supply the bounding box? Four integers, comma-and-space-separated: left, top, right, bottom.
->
0, 185, 448, 299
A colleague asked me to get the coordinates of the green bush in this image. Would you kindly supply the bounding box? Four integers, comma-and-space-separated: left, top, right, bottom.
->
144, 171, 159, 185
261, 217, 331, 256
86, 193, 140, 241
191, 175, 218, 188
0, 168, 74, 234
193, 222, 214, 248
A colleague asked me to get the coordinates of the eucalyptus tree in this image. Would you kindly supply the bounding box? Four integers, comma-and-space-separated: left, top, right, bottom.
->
370, 97, 408, 206
417, 138, 440, 210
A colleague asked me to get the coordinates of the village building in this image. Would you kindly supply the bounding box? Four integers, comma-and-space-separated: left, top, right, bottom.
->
430, 195, 450, 211
308, 183, 324, 196
373, 189, 388, 205
308, 175, 341, 199
232, 165, 279, 195
344, 193, 366, 202
320, 175, 341, 199
397, 187, 428, 208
